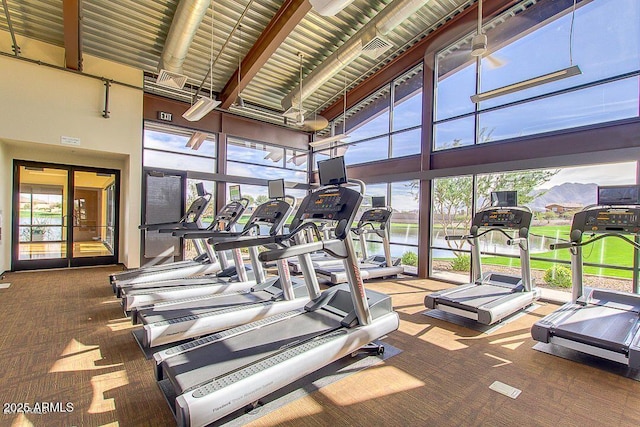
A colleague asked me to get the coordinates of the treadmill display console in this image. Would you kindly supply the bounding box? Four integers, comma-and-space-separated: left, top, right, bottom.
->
575, 208, 640, 234
359, 208, 391, 224
251, 200, 287, 223
295, 187, 362, 222
217, 201, 244, 220
474, 207, 532, 229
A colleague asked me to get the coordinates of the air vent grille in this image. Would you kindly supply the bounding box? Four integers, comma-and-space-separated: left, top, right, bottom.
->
156, 69, 189, 90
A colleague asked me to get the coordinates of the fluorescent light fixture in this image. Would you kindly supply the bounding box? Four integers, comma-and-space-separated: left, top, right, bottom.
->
309, 133, 351, 149
185, 132, 208, 150
182, 96, 221, 121
309, 0, 356, 16
471, 65, 581, 103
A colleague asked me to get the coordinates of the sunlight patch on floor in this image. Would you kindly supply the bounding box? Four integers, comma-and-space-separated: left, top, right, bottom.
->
107, 318, 138, 332
484, 353, 513, 367
50, 339, 122, 373
489, 332, 529, 350
10, 414, 33, 427
323, 365, 425, 406
418, 326, 469, 350
88, 370, 129, 414
61, 338, 99, 356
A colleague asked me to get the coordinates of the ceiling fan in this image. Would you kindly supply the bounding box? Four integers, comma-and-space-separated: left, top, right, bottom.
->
282, 53, 330, 132
469, 0, 505, 69
440, 0, 505, 70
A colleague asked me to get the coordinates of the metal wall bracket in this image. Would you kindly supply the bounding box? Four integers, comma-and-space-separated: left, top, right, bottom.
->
102, 80, 111, 118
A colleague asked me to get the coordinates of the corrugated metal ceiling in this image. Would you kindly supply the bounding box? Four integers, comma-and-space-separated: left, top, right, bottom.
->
1, 0, 478, 128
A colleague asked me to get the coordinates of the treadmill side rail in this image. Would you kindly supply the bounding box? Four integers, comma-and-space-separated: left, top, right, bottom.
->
477, 289, 540, 325
173, 312, 399, 427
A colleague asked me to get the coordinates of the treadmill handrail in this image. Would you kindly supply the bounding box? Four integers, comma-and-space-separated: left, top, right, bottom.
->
446, 228, 514, 242
445, 234, 473, 241
139, 221, 194, 231
213, 220, 322, 252
259, 241, 328, 262
551, 233, 640, 251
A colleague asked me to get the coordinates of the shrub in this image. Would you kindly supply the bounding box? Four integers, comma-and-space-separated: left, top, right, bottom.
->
544, 265, 572, 288
401, 251, 418, 267
450, 254, 471, 271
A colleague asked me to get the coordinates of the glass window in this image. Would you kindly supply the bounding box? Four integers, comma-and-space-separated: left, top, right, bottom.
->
144, 150, 216, 173
435, 56, 475, 121
144, 126, 216, 172
393, 66, 423, 131
433, 116, 475, 150
433, 0, 640, 151
312, 150, 331, 170
431, 162, 638, 289
343, 137, 389, 166
227, 138, 285, 168
390, 181, 419, 247
478, 77, 639, 142
285, 149, 309, 170
430, 176, 474, 283
480, 0, 640, 110
391, 128, 421, 158
144, 128, 216, 157
226, 162, 307, 181
227, 137, 308, 183
338, 85, 391, 140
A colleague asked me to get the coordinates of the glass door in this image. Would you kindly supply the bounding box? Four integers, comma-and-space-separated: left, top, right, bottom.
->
12, 161, 119, 271
71, 170, 119, 267
14, 165, 69, 270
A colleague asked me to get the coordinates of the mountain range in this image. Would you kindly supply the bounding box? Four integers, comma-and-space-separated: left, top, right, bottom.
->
528, 182, 598, 211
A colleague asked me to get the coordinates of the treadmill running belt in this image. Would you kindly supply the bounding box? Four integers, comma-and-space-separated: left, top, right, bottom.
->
164, 310, 343, 394
554, 305, 640, 353
138, 292, 265, 324
438, 284, 516, 309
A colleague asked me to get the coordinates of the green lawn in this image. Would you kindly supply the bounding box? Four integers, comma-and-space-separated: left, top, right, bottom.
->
437, 224, 639, 280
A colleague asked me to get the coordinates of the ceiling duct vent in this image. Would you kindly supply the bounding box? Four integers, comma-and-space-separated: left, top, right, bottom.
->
361, 34, 393, 59
156, 69, 189, 90
283, 106, 307, 121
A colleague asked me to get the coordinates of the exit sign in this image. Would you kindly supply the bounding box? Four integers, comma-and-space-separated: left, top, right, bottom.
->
157, 111, 173, 122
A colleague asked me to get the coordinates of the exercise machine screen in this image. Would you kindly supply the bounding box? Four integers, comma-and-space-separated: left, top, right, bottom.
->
268, 179, 285, 199
318, 156, 347, 186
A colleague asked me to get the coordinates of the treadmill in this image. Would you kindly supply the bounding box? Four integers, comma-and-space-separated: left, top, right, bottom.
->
119, 181, 291, 314
315, 196, 404, 284
112, 187, 247, 297
109, 182, 212, 293
531, 185, 640, 369
425, 191, 540, 325
154, 156, 399, 427
131, 184, 314, 349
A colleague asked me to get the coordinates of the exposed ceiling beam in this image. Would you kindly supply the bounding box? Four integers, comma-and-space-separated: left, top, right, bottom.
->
62, 0, 83, 71
220, 0, 312, 109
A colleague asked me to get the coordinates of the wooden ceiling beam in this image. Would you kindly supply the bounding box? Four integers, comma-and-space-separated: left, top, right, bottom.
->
62, 0, 83, 71
220, 0, 312, 109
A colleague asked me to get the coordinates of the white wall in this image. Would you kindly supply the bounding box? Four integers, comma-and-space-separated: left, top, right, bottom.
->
0, 32, 144, 270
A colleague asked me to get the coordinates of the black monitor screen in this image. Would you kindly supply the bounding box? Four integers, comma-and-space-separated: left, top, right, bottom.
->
318, 156, 347, 186
195, 182, 206, 197
372, 196, 386, 208
598, 185, 640, 206
229, 185, 241, 201
491, 191, 517, 207
268, 179, 285, 199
